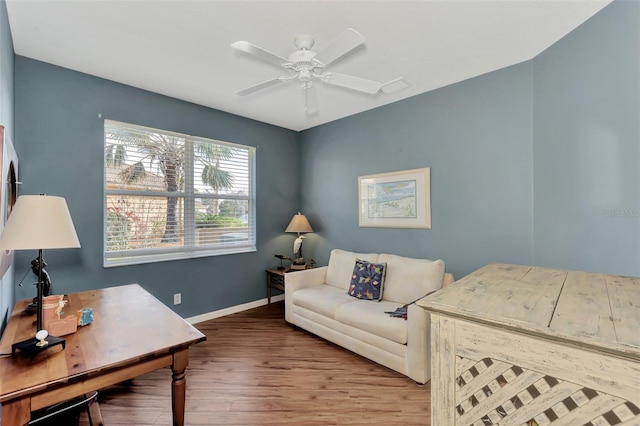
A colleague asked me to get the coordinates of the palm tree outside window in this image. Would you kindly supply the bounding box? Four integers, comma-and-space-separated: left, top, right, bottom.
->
104, 120, 256, 267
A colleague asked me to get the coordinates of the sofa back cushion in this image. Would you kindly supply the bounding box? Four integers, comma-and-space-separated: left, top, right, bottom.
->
326, 249, 379, 290
378, 254, 445, 304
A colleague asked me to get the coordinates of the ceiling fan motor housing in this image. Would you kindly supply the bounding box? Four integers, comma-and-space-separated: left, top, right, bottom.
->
288, 49, 321, 82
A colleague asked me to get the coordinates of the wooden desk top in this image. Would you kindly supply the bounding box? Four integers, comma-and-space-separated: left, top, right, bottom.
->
418, 263, 640, 359
0, 284, 206, 402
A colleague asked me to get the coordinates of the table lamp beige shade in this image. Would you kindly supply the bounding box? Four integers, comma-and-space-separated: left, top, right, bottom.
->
285, 212, 313, 236
0, 195, 80, 250
0, 194, 80, 335
285, 212, 313, 261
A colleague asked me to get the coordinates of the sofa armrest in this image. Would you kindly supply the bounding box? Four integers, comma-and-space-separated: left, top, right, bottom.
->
443, 272, 455, 288
406, 277, 452, 383
407, 302, 431, 383
284, 266, 328, 323
285, 266, 327, 292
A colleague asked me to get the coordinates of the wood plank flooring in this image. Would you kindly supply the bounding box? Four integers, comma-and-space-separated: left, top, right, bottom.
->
81, 302, 431, 425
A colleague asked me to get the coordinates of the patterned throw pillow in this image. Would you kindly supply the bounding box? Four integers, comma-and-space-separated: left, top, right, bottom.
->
347, 259, 387, 301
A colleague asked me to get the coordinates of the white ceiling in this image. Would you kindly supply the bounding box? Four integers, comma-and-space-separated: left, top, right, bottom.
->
6, 0, 611, 132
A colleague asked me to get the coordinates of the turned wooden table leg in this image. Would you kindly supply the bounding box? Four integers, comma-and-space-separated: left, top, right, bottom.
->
89, 399, 105, 426
171, 349, 189, 426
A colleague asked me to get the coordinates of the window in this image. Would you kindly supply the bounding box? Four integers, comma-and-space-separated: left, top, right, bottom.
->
104, 120, 256, 267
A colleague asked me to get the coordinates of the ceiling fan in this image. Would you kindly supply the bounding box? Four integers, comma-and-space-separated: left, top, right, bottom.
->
231, 28, 408, 114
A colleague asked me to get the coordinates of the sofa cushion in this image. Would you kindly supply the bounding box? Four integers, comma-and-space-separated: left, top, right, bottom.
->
335, 299, 408, 345
378, 254, 445, 304
347, 259, 386, 301
292, 284, 355, 318
291, 304, 407, 358
325, 249, 379, 290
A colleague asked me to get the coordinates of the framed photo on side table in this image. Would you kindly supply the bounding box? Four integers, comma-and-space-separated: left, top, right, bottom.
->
358, 167, 431, 229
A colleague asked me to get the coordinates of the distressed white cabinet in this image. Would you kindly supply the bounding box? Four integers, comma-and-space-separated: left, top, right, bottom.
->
418, 263, 640, 426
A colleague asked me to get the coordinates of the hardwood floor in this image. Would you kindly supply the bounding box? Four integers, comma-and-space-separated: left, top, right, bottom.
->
81, 302, 431, 425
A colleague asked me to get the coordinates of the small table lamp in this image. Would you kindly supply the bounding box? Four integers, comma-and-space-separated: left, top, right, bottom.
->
0, 194, 80, 356
285, 212, 313, 268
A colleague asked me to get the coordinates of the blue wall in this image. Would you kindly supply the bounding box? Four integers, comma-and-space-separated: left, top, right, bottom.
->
14, 57, 301, 317
300, 63, 534, 280
300, 0, 639, 279
0, 0, 14, 330
8, 0, 639, 321
533, 0, 639, 276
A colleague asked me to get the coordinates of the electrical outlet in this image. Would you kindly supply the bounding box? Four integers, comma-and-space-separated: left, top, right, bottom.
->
173, 293, 182, 305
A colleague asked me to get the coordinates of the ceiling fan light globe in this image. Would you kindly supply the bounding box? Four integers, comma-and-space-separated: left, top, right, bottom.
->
298, 69, 312, 82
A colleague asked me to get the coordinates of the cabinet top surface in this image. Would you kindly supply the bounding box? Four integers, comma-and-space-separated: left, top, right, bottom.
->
418, 263, 640, 357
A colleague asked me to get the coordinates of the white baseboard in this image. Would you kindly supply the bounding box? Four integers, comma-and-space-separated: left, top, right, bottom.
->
185, 294, 284, 324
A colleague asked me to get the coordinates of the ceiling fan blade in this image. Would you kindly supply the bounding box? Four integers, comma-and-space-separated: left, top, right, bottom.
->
323, 72, 382, 94
304, 84, 319, 115
231, 41, 289, 67
236, 78, 284, 96
380, 77, 410, 94
313, 28, 365, 67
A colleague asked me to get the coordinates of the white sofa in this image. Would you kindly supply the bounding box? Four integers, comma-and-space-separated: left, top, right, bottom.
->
285, 249, 453, 384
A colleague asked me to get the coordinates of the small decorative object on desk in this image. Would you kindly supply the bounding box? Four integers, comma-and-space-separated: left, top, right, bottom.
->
35, 330, 49, 348
55, 297, 67, 319
77, 308, 94, 326
42, 295, 77, 336
12, 330, 66, 358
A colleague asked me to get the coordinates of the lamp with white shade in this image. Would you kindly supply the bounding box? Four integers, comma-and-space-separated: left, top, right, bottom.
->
0, 194, 80, 355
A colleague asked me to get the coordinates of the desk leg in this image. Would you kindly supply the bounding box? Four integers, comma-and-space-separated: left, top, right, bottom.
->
171, 349, 189, 426
2, 397, 31, 426
89, 399, 105, 426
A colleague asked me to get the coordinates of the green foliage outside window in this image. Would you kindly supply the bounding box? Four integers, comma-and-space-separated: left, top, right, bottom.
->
195, 213, 245, 228
106, 209, 131, 250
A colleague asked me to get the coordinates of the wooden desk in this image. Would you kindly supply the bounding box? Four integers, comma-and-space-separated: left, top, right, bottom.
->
0, 284, 206, 426
418, 263, 640, 426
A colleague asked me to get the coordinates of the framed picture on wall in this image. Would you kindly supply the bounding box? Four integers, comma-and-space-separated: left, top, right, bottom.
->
358, 167, 431, 229
0, 125, 18, 280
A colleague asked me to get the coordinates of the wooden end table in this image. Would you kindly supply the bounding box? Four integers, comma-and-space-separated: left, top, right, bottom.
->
266, 268, 287, 305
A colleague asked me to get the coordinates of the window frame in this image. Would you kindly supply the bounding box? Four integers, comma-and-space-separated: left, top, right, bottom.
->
103, 120, 256, 268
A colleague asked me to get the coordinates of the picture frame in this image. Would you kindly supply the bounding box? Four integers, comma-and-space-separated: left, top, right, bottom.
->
0, 125, 18, 280
358, 167, 431, 229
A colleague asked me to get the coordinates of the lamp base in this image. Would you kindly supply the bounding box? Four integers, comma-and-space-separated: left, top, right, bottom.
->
12, 335, 66, 359
24, 301, 37, 314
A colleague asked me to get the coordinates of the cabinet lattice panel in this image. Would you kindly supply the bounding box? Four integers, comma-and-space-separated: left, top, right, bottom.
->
454, 356, 640, 426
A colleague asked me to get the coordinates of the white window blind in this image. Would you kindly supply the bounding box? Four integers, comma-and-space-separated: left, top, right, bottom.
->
104, 120, 256, 267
